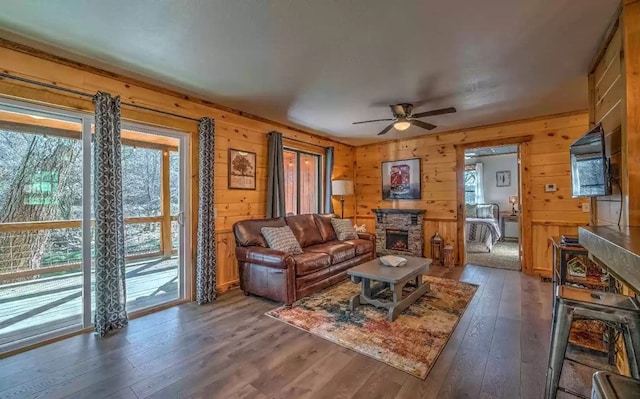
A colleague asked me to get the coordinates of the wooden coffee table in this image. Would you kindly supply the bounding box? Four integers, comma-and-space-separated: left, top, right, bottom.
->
347, 256, 432, 321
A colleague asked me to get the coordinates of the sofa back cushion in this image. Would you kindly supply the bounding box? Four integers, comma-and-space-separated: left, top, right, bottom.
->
313, 213, 338, 242
261, 226, 303, 254
285, 214, 324, 247
234, 217, 286, 247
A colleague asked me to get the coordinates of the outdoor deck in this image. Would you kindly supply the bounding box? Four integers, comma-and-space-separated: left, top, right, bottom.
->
0, 256, 179, 347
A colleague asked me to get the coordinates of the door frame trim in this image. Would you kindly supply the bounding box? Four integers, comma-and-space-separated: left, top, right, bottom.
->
454, 135, 533, 272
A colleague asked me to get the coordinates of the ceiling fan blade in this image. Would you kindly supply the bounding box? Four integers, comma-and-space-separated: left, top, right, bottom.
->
352, 118, 394, 125
377, 124, 395, 136
412, 106, 457, 118
411, 120, 437, 130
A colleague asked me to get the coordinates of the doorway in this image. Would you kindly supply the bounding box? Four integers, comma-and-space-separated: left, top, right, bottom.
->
463, 145, 521, 271
0, 98, 191, 354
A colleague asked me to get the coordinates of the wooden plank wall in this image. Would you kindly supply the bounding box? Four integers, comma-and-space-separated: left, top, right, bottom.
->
589, 1, 640, 228
623, 0, 640, 226
0, 43, 356, 297
589, 19, 625, 226
354, 112, 591, 276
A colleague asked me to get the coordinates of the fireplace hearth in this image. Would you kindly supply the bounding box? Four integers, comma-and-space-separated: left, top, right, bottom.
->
372, 209, 425, 257
386, 229, 410, 252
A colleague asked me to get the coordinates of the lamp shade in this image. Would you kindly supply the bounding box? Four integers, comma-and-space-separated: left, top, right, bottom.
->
509, 195, 518, 204
332, 179, 354, 196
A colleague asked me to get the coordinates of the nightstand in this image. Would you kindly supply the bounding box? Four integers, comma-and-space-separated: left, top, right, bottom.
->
499, 213, 519, 241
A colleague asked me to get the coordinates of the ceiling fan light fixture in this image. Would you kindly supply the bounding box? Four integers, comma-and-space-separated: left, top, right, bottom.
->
394, 120, 411, 131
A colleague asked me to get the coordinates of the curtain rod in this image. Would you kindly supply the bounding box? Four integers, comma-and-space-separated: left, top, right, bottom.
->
283, 136, 329, 149
2, 72, 337, 147
0, 72, 201, 122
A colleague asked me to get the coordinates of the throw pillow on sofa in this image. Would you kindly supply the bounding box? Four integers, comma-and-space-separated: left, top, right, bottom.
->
331, 218, 358, 241
261, 226, 303, 254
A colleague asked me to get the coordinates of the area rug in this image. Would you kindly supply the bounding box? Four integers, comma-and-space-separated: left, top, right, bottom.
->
467, 240, 521, 271
265, 276, 478, 379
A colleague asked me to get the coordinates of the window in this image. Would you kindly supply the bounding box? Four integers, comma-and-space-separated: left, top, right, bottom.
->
283, 148, 321, 215
464, 167, 477, 204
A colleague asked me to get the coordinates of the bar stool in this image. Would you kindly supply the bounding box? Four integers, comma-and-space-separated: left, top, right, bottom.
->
591, 371, 640, 398
545, 285, 640, 399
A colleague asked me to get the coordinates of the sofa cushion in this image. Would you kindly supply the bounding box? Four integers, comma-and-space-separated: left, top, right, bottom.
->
313, 213, 338, 242
292, 252, 332, 276
306, 241, 356, 264
343, 238, 374, 256
234, 217, 286, 247
261, 226, 303, 254
285, 214, 325, 247
331, 218, 358, 241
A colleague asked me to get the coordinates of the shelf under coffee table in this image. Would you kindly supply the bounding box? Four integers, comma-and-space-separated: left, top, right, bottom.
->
347, 256, 432, 321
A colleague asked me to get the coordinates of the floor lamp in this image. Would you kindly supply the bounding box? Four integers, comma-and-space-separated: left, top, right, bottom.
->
331, 179, 354, 218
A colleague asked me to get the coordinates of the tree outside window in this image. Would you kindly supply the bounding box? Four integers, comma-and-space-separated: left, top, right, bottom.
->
464, 168, 477, 204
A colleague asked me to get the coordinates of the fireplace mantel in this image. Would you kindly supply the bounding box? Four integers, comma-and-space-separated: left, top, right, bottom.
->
371, 209, 426, 225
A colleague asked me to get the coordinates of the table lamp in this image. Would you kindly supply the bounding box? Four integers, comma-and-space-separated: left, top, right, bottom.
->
509, 195, 518, 215
331, 179, 354, 218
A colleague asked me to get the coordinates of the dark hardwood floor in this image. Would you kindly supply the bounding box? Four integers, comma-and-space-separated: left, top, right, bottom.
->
0, 264, 558, 399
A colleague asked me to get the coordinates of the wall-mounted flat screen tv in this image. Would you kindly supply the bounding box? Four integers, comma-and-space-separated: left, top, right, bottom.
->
570, 123, 610, 197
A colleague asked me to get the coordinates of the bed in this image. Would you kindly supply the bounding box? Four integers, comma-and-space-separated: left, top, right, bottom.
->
465, 203, 501, 253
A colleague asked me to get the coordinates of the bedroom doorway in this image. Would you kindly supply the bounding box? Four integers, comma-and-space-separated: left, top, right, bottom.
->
462, 144, 522, 271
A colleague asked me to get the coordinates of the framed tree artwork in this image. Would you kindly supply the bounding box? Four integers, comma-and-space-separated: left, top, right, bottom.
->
228, 148, 256, 190
496, 170, 511, 187
381, 158, 421, 200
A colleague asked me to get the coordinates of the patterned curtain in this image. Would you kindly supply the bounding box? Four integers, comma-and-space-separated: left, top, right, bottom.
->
196, 117, 217, 304
324, 146, 335, 213
93, 91, 128, 336
266, 131, 285, 218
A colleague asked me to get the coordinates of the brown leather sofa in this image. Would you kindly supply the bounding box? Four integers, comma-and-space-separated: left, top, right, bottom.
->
233, 213, 376, 305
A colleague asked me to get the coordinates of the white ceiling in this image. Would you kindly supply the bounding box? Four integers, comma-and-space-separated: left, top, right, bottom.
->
0, 0, 619, 145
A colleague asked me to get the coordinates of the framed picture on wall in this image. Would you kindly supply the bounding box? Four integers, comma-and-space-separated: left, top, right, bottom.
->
496, 170, 511, 187
381, 158, 421, 200
228, 148, 256, 190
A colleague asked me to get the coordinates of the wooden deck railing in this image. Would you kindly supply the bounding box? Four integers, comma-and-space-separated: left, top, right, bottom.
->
0, 215, 178, 281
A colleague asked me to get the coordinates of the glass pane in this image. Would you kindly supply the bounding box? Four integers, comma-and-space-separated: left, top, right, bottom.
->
0, 105, 84, 347
283, 150, 297, 215
118, 127, 180, 313
169, 151, 180, 215
299, 153, 319, 214
464, 170, 477, 204
121, 146, 161, 217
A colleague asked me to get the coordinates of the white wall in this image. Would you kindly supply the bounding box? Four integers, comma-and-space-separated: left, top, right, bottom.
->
466, 153, 518, 212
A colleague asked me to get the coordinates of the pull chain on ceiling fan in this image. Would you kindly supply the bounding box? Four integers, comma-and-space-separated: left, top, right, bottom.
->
352, 103, 457, 136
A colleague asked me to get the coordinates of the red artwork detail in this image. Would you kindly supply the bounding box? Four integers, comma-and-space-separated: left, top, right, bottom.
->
390, 164, 411, 195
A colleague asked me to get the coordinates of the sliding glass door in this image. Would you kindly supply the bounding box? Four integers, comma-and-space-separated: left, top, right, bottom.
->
0, 101, 91, 350
118, 123, 189, 313
0, 99, 190, 353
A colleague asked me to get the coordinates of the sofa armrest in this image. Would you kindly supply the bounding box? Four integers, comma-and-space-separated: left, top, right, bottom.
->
236, 247, 295, 269
358, 232, 376, 242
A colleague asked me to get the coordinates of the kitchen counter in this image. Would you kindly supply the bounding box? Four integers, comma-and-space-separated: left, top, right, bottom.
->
579, 226, 640, 294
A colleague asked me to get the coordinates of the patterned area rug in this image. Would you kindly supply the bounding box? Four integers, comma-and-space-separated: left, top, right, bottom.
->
467, 240, 521, 271
266, 276, 478, 379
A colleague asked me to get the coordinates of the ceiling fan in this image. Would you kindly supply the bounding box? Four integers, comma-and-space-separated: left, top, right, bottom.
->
352, 103, 457, 136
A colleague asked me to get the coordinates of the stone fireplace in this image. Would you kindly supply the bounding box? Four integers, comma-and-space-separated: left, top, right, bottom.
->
372, 209, 425, 257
